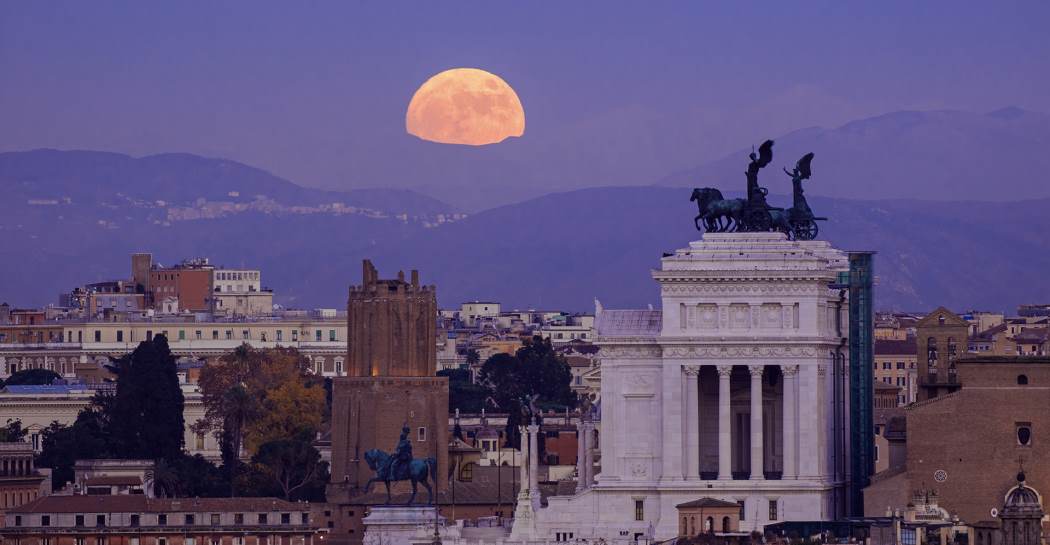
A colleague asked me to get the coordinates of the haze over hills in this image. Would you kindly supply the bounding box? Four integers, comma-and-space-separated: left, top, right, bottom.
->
0, 149, 457, 218
658, 108, 1050, 202
2, 149, 1048, 313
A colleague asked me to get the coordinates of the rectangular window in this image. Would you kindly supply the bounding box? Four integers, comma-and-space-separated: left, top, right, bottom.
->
417, 427, 427, 442
315, 330, 322, 342
259, 513, 268, 524
75, 514, 85, 527
225, 330, 233, 340
116, 331, 124, 342
158, 514, 167, 526
276, 330, 283, 342
901, 529, 916, 545
329, 330, 337, 341
211, 514, 220, 525
213, 330, 219, 340
738, 500, 746, 520
14, 515, 21, 526
96, 514, 106, 527
281, 513, 291, 524
41, 515, 50, 527
302, 513, 309, 524
185, 514, 195, 525
146, 330, 153, 340
130, 514, 139, 527
634, 499, 644, 521
897, 362, 905, 369
159, 539, 168, 545
768, 499, 778, 521
234, 513, 244, 525
242, 330, 249, 340
179, 330, 186, 340
291, 330, 298, 342
196, 330, 202, 340
94, 330, 101, 342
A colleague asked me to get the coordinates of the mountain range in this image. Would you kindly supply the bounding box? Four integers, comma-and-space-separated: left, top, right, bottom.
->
2, 107, 1049, 314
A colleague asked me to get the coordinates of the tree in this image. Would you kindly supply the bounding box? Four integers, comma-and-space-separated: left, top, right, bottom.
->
0, 419, 28, 442
439, 368, 489, 413
196, 345, 326, 496
106, 335, 185, 461
2, 368, 60, 387
252, 433, 328, 501
476, 336, 575, 450
464, 349, 480, 367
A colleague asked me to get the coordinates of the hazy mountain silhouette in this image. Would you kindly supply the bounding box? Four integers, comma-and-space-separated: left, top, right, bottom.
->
659, 108, 1050, 202
0, 149, 455, 215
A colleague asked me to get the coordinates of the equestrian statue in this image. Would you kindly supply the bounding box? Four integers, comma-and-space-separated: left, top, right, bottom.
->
362, 424, 438, 504
690, 139, 825, 240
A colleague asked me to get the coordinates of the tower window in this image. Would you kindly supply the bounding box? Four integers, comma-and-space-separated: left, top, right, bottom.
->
1018, 375, 1029, 385
1017, 423, 1032, 446
417, 427, 427, 441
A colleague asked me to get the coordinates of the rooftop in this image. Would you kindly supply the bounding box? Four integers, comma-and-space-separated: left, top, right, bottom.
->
596, 309, 662, 337
10, 496, 308, 515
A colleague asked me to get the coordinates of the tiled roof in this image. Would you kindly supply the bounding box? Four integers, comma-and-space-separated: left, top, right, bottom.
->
83, 476, 142, 486
596, 310, 662, 337
676, 498, 740, 509
10, 496, 306, 514
972, 323, 1008, 341
874, 338, 917, 355
2, 384, 95, 395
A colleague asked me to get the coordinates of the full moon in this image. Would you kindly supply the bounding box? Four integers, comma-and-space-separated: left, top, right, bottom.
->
406, 68, 525, 146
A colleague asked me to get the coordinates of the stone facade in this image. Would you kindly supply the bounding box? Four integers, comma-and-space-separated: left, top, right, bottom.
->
864, 355, 1050, 534
915, 308, 969, 401
529, 233, 852, 542
328, 261, 447, 545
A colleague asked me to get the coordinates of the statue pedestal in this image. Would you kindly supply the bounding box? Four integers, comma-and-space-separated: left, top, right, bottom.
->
362, 506, 444, 545
508, 490, 539, 542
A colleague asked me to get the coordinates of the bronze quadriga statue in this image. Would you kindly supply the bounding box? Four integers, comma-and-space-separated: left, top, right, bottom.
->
690, 139, 825, 240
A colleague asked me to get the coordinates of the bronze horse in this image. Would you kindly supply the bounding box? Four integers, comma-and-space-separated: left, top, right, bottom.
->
690, 188, 745, 232
363, 448, 438, 505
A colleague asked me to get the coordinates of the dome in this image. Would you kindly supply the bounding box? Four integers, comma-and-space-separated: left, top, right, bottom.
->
1006, 484, 1041, 508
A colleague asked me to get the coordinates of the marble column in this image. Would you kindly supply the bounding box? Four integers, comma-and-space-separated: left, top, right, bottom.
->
683, 365, 701, 479
519, 426, 529, 493
749, 365, 765, 480
717, 365, 733, 480
781, 364, 799, 479
575, 419, 587, 492
528, 422, 540, 499
583, 422, 595, 487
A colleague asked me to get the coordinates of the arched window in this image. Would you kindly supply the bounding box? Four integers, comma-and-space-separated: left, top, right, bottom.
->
459, 462, 474, 482
927, 337, 939, 368
722, 516, 731, 533
1018, 374, 1029, 385
705, 517, 714, 533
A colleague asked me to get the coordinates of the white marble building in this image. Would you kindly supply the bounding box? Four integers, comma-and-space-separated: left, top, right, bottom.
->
531, 232, 853, 541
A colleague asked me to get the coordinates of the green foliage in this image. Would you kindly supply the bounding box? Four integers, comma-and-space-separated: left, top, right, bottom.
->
2, 368, 61, 387
36, 335, 186, 491
249, 432, 329, 501
438, 368, 489, 413
475, 336, 576, 449
106, 335, 185, 460
0, 419, 28, 442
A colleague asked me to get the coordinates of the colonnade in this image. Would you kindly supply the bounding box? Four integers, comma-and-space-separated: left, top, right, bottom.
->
680, 363, 801, 480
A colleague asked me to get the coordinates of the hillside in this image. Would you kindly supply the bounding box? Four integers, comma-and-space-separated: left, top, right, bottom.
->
658, 108, 1050, 202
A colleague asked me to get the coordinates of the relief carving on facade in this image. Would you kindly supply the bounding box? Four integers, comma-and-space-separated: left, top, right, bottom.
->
598, 345, 662, 359
661, 345, 818, 359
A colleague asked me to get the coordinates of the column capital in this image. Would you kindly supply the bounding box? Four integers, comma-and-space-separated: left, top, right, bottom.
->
716, 365, 733, 378
682, 365, 701, 377
780, 364, 799, 377
748, 364, 765, 377
817, 364, 828, 377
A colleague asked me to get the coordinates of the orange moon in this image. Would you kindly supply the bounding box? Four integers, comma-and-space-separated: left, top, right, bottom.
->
406, 68, 525, 146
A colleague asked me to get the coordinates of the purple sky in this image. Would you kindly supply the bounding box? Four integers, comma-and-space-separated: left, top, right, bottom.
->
2, 2, 1048, 202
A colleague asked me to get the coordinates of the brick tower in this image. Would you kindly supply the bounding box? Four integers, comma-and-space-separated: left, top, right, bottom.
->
328, 260, 448, 506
